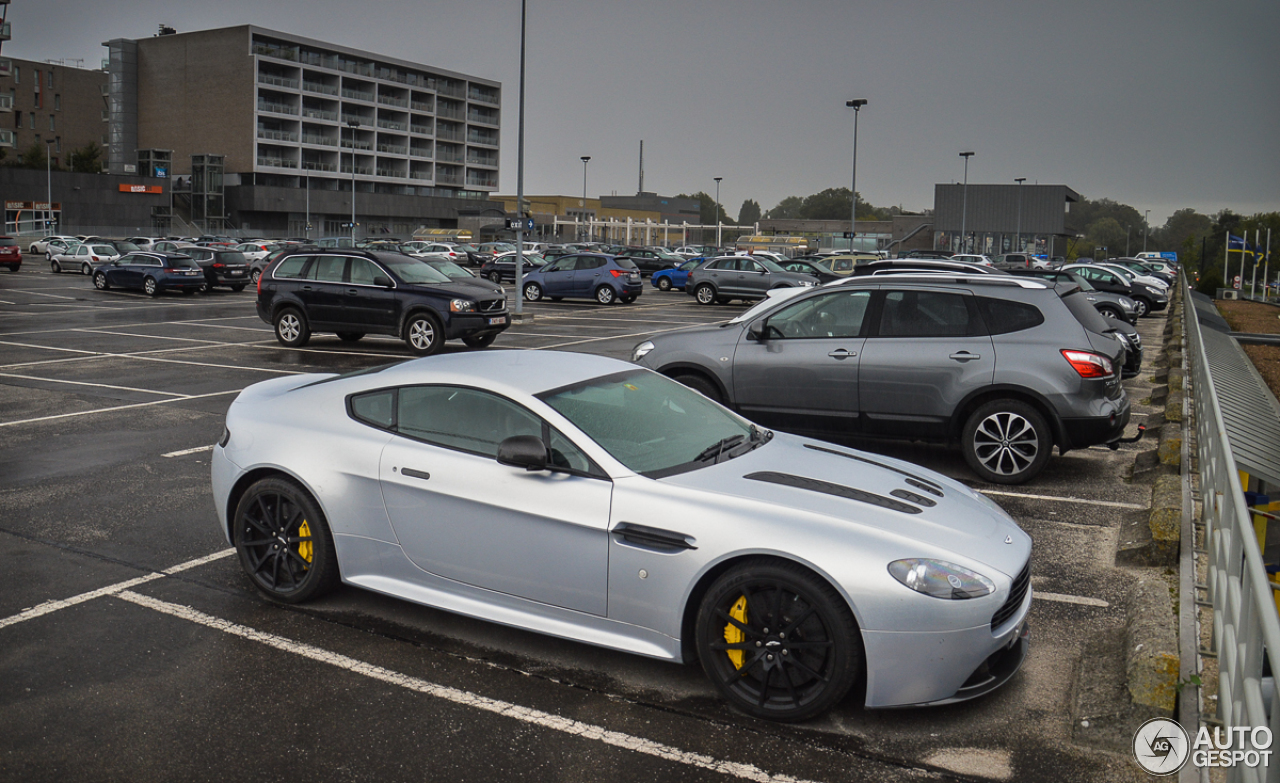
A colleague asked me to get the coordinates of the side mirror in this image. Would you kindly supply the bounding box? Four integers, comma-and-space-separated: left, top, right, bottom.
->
496, 435, 548, 471
373, 275, 393, 288
746, 320, 768, 342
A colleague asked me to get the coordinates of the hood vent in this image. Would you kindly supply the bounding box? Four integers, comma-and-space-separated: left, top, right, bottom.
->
803, 443, 945, 497
744, 471, 922, 515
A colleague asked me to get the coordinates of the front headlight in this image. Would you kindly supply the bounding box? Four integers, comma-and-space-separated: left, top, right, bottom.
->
450, 299, 476, 313
800, 281, 816, 287
632, 341, 655, 362
888, 558, 995, 600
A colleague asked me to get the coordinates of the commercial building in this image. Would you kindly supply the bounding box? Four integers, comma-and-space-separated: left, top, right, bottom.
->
488, 191, 707, 245
933, 183, 1082, 257
104, 25, 500, 236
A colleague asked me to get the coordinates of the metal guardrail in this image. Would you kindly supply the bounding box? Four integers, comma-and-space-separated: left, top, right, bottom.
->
1188, 282, 1280, 783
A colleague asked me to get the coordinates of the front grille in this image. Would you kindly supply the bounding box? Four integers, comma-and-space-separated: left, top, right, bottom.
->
990, 560, 1031, 630
478, 298, 505, 313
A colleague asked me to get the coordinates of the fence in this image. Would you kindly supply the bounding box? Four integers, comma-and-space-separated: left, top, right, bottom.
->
1189, 282, 1280, 782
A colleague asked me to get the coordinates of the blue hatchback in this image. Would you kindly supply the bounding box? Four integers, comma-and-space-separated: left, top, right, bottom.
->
520, 253, 643, 305
651, 259, 703, 291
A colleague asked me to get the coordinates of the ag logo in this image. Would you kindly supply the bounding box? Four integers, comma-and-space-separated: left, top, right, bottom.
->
1133, 717, 1190, 775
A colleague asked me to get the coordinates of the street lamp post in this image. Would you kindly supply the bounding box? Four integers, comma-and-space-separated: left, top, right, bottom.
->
1014, 177, 1025, 253
959, 151, 975, 253
1125, 225, 1130, 256
580, 156, 590, 242
713, 177, 722, 247
1143, 209, 1150, 253
846, 100, 867, 254
514, 0, 528, 319
46, 139, 56, 231
347, 119, 360, 243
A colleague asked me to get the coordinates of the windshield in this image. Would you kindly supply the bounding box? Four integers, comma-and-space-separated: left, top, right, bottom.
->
426, 258, 474, 279
758, 258, 786, 273
540, 369, 760, 478
379, 256, 453, 284
1064, 271, 1095, 291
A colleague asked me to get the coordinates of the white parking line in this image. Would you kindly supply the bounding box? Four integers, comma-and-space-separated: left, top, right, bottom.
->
0, 389, 241, 428
115, 589, 817, 783
163, 445, 214, 458
1034, 592, 1111, 608
978, 489, 1147, 510
0, 371, 188, 397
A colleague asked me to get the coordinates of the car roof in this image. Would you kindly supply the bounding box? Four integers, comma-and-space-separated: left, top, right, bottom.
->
349, 350, 632, 397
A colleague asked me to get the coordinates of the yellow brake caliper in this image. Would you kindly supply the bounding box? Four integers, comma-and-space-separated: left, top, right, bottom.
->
297, 519, 313, 569
724, 595, 748, 669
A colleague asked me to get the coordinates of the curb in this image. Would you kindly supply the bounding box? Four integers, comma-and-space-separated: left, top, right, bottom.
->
1124, 577, 1179, 713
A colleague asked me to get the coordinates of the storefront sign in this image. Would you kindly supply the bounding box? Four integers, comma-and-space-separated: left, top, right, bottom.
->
118, 184, 164, 194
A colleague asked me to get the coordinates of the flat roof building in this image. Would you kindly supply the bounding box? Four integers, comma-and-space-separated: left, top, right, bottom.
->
0, 57, 108, 167
104, 25, 500, 236
933, 183, 1082, 257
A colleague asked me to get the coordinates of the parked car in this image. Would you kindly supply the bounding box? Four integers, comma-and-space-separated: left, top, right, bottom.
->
212, 350, 1032, 721
124, 236, 160, 250
616, 247, 685, 275
479, 252, 546, 284
0, 236, 22, 272
898, 250, 953, 259
256, 247, 509, 354
673, 245, 707, 258
151, 240, 202, 255
234, 242, 278, 262
92, 251, 206, 296
823, 254, 882, 275
183, 247, 253, 292
636, 273, 1132, 484
778, 258, 841, 283
950, 254, 994, 266
1100, 261, 1172, 290
1061, 263, 1168, 317
651, 259, 704, 291
991, 253, 1046, 271
28, 235, 78, 255
50, 243, 121, 274
685, 256, 819, 305
520, 253, 642, 305
417, 256, 481, 283
43, 238, 80, 261
849, 258, 999, 277
249, 245, 311, 286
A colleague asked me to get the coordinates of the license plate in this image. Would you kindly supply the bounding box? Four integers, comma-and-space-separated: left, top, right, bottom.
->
487, 316, 506, 326
629, 274, 640, 281
186, 271, 200, 276
230, 270, 244, 276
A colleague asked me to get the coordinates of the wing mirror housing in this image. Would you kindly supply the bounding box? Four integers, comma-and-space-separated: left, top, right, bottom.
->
373, 275, 393, 288
497, 435, 548, 471
746, 320, 768, 342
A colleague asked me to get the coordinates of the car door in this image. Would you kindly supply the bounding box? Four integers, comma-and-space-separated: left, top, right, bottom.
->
734, 257, 770, 297
296, 255, 348, 327
375, 385, 613, 615
857, 286, 995, 439
538, 256, 577, 296
573, 255, 608, 295
342, 256, 399, 332
732, 288, 873, 436
109, 253, 140, 286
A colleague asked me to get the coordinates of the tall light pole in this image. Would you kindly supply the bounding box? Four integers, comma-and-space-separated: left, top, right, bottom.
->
1125, 225, 1130, 256
580, 156, 590, 242
514, 0, 527, 319
959, 151, 974, 253
713, 177, 722, 247
1014, 177, 1025, 253
1143, 209, 1150, 253
347, 119, 360, 244
846, 99, 867, 253
46, 139, 55, 232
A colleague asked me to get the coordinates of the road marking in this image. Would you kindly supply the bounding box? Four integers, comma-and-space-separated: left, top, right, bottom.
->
1034, 592, 1111, 608
163, 445, 214, 458
979, 489, 1147, 510
0, 548, 235, 629
0, 389, 241, 428
535, 329, 664, 350
115, 589, 818, 783
0, 371, 188, 397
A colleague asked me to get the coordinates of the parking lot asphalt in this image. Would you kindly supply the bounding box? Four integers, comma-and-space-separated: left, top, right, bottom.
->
0, 261, 1158, 782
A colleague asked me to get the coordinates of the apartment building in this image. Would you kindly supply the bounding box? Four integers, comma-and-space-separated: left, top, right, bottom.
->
105, 25, 500, 235
0, 57, 108, 166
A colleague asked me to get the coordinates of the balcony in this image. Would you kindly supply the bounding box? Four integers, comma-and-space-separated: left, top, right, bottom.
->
257, 128, 299, 142
409, 147, 432, 159
0, 93, 11, 112
468, 89, 499, 106
410, 101, 433, 113
375, 167, 404, 178
257, 100, 298, 116
436, 150, 464, 163
410, 172, 432, 181
340, 114, 371, 126
302, 81, 339, 96
301, 133, 337, 147
0, 22, 13, 42
467, 130, 498, 146
376, 119, 405, 132
377, 95, 408, 108
466, 175, 498, 189
341, 88, 375, 102
0, 60, 12, 78
467, 109, 499, 126
302, 108, 338, 121
377, 143, 407, 155
0, 130, 14, 148
438, 82, 466, 99
437, 105, 465, 121
340, 138, 373, 150
301, 161, 337, 172
466, 154, 497, 167
437, 126, 463, 142
436, 171, 463, 185
339, 164, 374, 176
258, 74, 299, 89
257, 156, 298, 169
253, 43, 298, 62
409, 124, 432, 136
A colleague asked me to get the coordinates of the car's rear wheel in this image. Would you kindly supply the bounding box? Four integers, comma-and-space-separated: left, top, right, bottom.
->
231, 284, 246, 292
336, 332, 364, 342
81, 262, 92, 275
144, 277, 161, 297
595, 285, 616, 305
487, 272, 502, 283
274, 308, 310, 348
656, 277, 673, 291
1132, 297, 1151, 318
523, 282, 543, 302
462, 332, 497, 348
696, 559, 862, 722
51, 260, 61, 274
694, 283, 717, 305
404, 312, 444, 356
671, 372, 723, 404
962, 399, 1052, 484
93, 271, 109, 290
232, 477, 339, 604
250, 269, 262, 285
620, 295, 636, 304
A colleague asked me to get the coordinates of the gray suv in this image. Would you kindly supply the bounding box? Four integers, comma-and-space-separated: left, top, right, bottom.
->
634, 274, 1131, 484
685, 255, 818, 304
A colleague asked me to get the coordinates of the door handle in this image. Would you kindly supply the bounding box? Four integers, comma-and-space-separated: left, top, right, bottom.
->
949, 351, 981, 361
827, 349, 856, 359
302, 285, 313, 291
401, 468, 431, 481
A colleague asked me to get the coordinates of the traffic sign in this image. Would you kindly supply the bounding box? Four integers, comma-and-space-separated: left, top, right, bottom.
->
1234, 275, 1242, 289
507, 218, 535, 231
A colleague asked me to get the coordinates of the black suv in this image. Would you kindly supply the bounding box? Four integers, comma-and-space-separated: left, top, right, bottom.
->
257, 249, 509, 355
185, 247, 252, 291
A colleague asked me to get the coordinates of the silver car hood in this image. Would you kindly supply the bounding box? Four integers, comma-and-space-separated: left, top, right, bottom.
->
659, 433, 1029, 578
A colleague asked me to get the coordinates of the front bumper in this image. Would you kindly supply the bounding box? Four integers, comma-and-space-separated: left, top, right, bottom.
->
446, 311, 511, 338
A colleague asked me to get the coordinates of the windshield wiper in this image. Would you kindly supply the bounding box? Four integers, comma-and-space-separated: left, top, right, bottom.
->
695, 434, 746, 464
748, 424, 774, 449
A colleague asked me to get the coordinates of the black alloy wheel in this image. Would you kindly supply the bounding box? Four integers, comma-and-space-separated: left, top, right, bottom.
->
695, 559, 861, 722
232, 477, 339, 604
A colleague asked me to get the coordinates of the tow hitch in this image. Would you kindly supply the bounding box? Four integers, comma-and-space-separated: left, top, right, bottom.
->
1106, 424, 1146, 450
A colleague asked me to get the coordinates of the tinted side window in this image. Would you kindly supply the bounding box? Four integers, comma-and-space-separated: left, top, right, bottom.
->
976, 297, 1044, 335
308, 255, 346, 283
578, 256, 605, 270
878, 290, 976, 337
349, 389, 396, 429
397, 386, 543, 457
348, 257, 379, 285
273, 256, 309, 279
767, 291, 871, 339
614, 258, 638, 271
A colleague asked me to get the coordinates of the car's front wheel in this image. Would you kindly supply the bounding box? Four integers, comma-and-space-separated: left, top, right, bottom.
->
93, 271, 109, 290
404, 312, 444, 356
232, 477, 340, 604
595, 285, 616, 305
694, 283, 717, 305
695, 559, 862, 722
670, 371, 723, 404
1097, 305, 1122, 320
961, 399, 1052, 484
274, 308, 310, 348
523, 282, 543, 302
487, 272, 502, 283
1132, 297, 1151, 318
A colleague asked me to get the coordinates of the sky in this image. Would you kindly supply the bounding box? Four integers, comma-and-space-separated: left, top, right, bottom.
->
11, 0, 1279, 227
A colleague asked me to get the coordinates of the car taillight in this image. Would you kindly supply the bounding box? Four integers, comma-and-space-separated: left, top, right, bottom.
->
212, 263, 224, 268
1061, 349, 1113, 378
256, 270, 263, 294
610, 269, 625, 277
91, 256, 100, 262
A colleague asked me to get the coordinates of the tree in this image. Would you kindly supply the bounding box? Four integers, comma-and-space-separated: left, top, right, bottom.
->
19, 143, 49, 170
765, 196, 803, 220
1084, 217, 1127, 258
799, 188, 853, 221
676, 192, 727, 224
68, 142, 105, 173
737, 199, 761, 225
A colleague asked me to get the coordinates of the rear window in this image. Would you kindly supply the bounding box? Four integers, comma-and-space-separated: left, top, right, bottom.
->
169, 258, 200, 270
614, 258, 638, 271
273, 255, 309, 279
215, 251, 247, 263
976, 297, 1045, 335
1060, 289, 1113, 335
